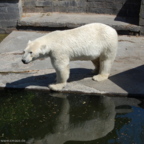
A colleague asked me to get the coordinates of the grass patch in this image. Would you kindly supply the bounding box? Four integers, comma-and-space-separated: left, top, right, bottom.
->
0, 34, 8, 42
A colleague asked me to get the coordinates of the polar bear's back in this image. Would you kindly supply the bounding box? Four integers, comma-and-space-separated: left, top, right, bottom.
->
66, 23, 117, 60
66, 23, 117, 39
45, 23, 118, 60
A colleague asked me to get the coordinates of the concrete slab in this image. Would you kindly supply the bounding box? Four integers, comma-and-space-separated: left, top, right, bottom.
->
18, 13, 140, 33
0, 31, 144, 96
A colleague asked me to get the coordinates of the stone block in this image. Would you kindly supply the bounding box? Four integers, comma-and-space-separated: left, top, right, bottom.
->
0, 13, 19, 20
0, 7, 7, 13
87, 0, 105, 2
87, 1, 119, 14
0, 20, 17, 27
140, 26, 144, 35
87, 2, 105, 8
0, 0, 22, 33
87, 7, 110, 14
52, 0, 86, 8
23, 6, 39, 13
7, 6, 19, 13
66, 1, 77, 7
18, 0, 23, 18
53, 1, 68, 7
35, 1, 52, 7
68, 6, 86, 13
53, 6, 68, 13
139, 18, 144, 26
0, 27, 16, 34
113, 2, 123, 10
0, 14, 6, 20
23, 0, 35, 6
0, 3, 7, 7
140, 5, 144, 18
43, 7, 53, 12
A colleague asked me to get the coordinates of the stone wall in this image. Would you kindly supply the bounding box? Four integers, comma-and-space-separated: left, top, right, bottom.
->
0, 0, 22, 33
0, 0, 143, 34
140, 0, 144, 34
22, 0, 141, 18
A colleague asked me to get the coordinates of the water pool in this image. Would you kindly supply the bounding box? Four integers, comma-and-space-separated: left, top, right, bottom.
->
0, 89, 144, 144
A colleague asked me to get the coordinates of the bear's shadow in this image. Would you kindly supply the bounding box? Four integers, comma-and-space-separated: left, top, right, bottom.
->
5, 65, 144, 96
6, 68, 93, 89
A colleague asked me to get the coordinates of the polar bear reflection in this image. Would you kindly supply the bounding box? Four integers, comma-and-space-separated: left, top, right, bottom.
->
27, 96, 116, 144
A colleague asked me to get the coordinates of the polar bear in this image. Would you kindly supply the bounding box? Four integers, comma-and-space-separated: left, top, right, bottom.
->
22, 23, 118, 91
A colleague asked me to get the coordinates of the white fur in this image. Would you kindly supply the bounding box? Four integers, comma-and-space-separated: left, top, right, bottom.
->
22, 23, 118, 91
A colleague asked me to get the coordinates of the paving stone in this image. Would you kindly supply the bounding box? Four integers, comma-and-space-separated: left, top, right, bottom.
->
18, 13, 140, 33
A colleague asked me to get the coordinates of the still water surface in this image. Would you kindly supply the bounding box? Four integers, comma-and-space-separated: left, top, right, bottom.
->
0, 89, 144, 144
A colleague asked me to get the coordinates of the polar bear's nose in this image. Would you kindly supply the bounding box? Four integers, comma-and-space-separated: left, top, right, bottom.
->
22, 59, 26, 64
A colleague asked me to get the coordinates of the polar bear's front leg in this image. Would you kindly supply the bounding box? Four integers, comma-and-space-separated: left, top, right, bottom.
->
49, 83, 67, 91
49, 63, 70, 91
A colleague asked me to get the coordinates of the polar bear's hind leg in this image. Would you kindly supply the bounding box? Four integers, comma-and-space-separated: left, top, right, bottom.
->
92, 74, 109, 82
91, 58, 100, 74
92, 54, 115, 82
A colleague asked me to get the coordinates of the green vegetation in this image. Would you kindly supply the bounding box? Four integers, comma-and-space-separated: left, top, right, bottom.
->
0, 34, 8, 42
0, 89, 61, 140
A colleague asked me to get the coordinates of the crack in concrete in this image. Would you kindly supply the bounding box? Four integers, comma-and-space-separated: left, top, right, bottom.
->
0, 70, 40, 75
0, 52, 23, 55
118, 39, 135, 43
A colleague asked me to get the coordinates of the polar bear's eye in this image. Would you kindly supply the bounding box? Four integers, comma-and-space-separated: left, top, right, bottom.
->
29, 51, 33, 54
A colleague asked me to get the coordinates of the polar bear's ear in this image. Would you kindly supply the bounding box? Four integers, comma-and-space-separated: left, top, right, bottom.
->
28, 40, 32, 44
41, 45, 46, 55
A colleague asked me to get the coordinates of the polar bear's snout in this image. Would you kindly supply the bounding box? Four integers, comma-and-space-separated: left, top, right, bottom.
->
21, 56, 32, 64
21, 58, 30, 64
22, 52, 33, 64
21, 58, 31, 64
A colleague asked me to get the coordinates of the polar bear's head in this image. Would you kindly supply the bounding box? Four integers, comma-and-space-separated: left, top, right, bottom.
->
22, 40, 47, 64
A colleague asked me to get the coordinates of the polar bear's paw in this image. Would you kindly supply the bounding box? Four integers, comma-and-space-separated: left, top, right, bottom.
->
49, 83, 66, 91
92, 74, 109, 82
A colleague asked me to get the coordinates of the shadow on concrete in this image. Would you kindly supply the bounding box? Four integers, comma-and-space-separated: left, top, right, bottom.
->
6, 72, 56, 88
5, 66, 144, 96
5, 68, 93, 89
115, 0, 141, 25
110, 65, 144, 96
